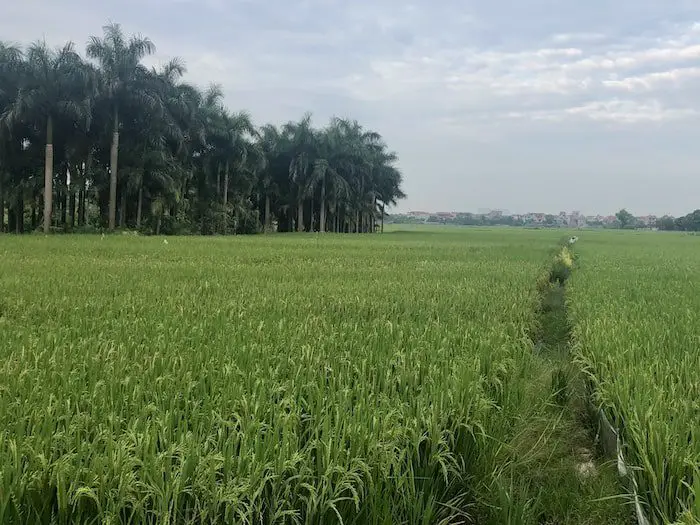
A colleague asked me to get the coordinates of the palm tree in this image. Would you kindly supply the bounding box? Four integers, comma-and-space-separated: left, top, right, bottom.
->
282, 114, 317, 232
217, 110, 255, 232
86, 23, 155, 230
114, 61, 183, 228
256, 124, 281, 232
306, 120, 352, 232
374, 164, 405, 232
0, 42, 24, 233
4, 41, 92, 233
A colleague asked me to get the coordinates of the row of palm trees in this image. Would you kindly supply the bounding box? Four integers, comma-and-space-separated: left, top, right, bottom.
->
0, 23, 405, 234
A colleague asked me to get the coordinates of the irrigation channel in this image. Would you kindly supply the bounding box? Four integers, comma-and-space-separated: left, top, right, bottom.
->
514, 241, 634, 524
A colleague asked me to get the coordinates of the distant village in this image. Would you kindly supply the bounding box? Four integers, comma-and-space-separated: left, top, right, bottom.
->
389, 210, 661, 228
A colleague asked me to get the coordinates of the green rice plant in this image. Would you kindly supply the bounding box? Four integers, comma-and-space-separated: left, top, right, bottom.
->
0, 229, 564, 524
568, 230, 700, 523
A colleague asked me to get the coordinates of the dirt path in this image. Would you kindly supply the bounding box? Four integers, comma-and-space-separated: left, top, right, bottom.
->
484, 243, 633, 524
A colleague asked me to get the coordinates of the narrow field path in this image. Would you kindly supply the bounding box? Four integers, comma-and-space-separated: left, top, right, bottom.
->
485, 242, 633, 524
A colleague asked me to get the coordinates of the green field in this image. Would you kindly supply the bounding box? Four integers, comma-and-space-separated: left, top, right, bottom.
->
0, 228, 696, 524
568, 231, 700, 524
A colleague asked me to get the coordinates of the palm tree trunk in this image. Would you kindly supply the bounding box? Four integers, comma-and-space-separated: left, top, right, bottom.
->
319, 178, 326, 233
222, 160, 229, 233
43, 115, 54, 234
16, 195, 23, 233
31, 200, 37, 229
119, 183, 127, 228
108, 105, 119, 231
156, 216, 161, 235
0, 177, 4, 233
381, 202, 385, 233
297, 199, 304, 232
77, 188, 83, 227
78, 181, 86, 227
79, 150, 91, 227
216, 162, 221, 198
136, 185, 143, 228
264, 194, 271, 232
372, 197, 377, 232
69, 188, 76, 228
61, 168, 68, 228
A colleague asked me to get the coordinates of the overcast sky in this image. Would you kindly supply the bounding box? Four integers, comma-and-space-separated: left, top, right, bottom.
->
4, 0, 700, 215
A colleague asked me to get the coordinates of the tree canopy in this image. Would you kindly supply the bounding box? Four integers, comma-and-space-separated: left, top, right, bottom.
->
0, 23, 405, 234
657, 210, 700, 232
615, 208, 635, 229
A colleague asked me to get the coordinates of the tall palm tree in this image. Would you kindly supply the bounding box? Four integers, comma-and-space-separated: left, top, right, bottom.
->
218, 110, 255, 232
112, 61, 184, 228
256, 124, 281, 232
0, 42, 24, 233
282, 113, 317, 232
375, 164, 405, 232
86, 23, 155, 230
3, 41, 92, 233
306, 120, 351, 232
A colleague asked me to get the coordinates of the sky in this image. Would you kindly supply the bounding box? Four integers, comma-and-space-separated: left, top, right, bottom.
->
3, 0, 700, 216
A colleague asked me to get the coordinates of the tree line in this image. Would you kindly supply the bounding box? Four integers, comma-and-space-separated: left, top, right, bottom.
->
655, 210, 700, 232
0, 23, 405, 235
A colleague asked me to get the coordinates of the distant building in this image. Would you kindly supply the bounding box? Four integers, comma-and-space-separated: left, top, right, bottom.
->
636, 215, 658, 227
407, 211, 431, 219
568, 211, 585, 228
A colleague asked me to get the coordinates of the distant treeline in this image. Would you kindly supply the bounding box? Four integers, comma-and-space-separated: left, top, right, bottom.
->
390, 214, 527, 227
656, 210, 700, 232
389, 209, 700, 231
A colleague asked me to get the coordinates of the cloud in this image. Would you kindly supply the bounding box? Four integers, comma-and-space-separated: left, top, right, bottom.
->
325, 18, 700, 127
550, 32, 607, 44
504, 99, 699, 124
602, 67, 700, 91
4, 0, 700, 214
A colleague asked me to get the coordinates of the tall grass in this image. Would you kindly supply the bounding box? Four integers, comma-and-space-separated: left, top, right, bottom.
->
0, 230, 564, 524
568, 231, 700, 524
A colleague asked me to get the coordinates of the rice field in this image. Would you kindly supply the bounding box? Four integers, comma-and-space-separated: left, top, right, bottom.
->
0, 230, 574, 524
9, 228, 693, 524
568, 231, 700, 524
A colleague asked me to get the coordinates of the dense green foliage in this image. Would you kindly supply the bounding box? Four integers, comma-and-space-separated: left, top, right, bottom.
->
656, 209, 700, 232
0, 230, 631, 524
569, 231, 700, 523
0, 24, 405, 235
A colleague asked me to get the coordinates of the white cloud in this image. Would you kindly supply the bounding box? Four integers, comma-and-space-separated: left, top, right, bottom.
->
502, 98, 699, 124
550, 32, 607, 44
5, 0, 700, 214
326, 19, 700, 126
565, 99, 698, 123
602, 67, 700, 91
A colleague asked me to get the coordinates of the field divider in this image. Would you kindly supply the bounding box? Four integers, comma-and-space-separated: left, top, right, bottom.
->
592, 405, 651, 525
562, 238, 653, 525
518, 239, 635, 523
